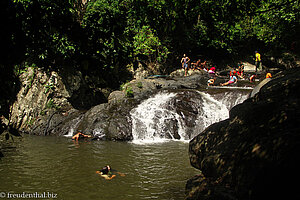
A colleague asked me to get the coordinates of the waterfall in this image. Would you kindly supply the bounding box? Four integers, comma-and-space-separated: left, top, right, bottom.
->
197, 92, 229, 130
130, 92, 186, 143
64, 115, 83, 138
130, 90, 249, 143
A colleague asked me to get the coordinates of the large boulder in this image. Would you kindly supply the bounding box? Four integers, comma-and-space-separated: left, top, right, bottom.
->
10, 67, 108, 134
186, 68, 300, 199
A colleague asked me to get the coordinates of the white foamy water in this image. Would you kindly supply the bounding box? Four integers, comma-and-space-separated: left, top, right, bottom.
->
197, 91, 229, 130
130, 92, 186, 144
64, 115, 83, 138
130, 90, 249, 144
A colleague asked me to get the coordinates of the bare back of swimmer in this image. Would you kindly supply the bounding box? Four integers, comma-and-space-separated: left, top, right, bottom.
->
96, 165, 125, 180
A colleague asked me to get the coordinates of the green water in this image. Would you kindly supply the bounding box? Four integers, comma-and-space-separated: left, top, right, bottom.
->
0, 135, 199, 200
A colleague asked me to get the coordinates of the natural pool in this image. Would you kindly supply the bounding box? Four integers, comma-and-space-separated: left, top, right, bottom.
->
0, 135, 199, 200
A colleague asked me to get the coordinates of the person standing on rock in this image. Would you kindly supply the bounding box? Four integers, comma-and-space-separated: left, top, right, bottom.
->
255, 51, 262, 72
181, 54, 190, 76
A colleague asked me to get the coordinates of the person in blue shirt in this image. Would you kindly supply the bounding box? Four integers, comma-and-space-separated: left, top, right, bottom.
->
221, 75, 237, 86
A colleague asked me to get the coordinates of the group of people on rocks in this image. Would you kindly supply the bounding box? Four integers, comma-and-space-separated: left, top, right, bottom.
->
181, 51, 272, 87
181, 54, 216, 76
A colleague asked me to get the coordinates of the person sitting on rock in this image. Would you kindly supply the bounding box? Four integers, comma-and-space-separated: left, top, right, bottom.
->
72, 132, 92, 140
191, 59, 201, 70
207, 78, 216, 86
238, 62, 244, 77
266, 72, 272, 79
250, 74, 256, 82
200, 60, 207, 69
208, 66, 216, 74
221, 75, 237, 86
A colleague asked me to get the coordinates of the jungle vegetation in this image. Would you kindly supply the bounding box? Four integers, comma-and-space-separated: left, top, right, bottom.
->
0, 0, 299, 121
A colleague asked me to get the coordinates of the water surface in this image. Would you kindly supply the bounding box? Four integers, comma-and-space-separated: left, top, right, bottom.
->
0, 135, 199, 200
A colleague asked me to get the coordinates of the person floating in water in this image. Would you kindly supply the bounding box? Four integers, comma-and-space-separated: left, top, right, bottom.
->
72, 132, 92, 140
221, 75, 237, 86
96, 165, 125, 180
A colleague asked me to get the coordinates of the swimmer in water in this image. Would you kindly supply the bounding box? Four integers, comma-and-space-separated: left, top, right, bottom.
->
72, 132, 92, 140
96, 165, 125, 180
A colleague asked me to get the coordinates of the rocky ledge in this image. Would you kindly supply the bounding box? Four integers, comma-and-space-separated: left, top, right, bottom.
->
186, 68, 300, 199
11, 67, 216, 139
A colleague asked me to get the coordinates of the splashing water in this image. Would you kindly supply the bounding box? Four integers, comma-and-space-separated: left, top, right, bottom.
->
130, 90, 249, 144
196, 91, 229, 131
130, 92, 186, 144
64, 115, 83, 138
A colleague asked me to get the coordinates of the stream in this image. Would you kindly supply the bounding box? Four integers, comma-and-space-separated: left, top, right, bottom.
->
0, 136, 197, 200
0, 88, 251, 199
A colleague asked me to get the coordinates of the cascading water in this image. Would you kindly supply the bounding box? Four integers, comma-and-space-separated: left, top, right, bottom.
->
196, 91, 229, 131
130, 92, 186, 143
64, 115, 83, 137
130, 90, 249, 143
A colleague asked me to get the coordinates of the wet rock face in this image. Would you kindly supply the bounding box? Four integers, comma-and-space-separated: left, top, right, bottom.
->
186, 68, 300, 200
170, 91, 203, 139
77, 98, 139, 141
78, 90, 204, 141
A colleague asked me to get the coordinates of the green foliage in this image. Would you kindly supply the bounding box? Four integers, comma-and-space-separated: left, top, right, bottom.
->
14, 63, 37, 76
4, 0, 299, 69
1, 0, 299, 118
44, 83, 54, 94
133, 26, 169, 63
125, 86, 134, 98
120, 82, 134, 97
45, 99, 60, 110
3, 0, 300, 67
137, 82, 143, 89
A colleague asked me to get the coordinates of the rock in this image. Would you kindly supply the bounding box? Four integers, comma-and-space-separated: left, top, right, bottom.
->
11, 66, 253, 141
122, 72, 210, 98
170, 68, 206, 77
76, 98, 140, 141
10, 67, 108, 133
243, 62, 257, 72
108, 91, 126, 103
186, 68, 300, 199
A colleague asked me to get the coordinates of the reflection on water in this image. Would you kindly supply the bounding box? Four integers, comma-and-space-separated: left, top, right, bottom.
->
0, 135, 198, 200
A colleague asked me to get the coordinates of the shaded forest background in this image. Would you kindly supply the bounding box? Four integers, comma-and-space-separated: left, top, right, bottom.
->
0, 0, 299, 120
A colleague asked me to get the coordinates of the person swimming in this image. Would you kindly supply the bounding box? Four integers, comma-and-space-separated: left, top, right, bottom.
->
96, 165, 125, 180
72, 132, 92, 140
